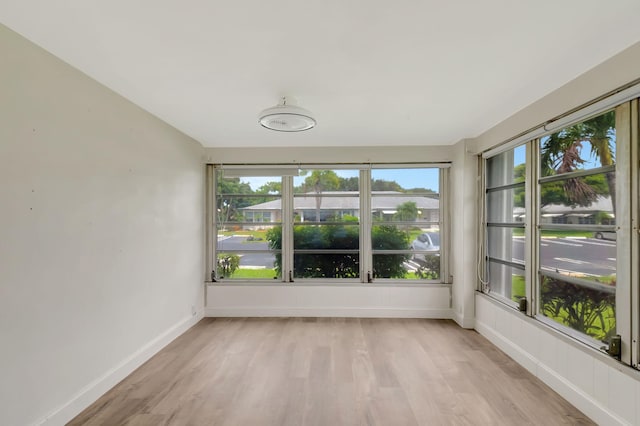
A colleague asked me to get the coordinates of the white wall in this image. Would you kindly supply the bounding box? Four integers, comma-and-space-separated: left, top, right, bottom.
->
205, 145, 455, 318
472, 41, 640, 154
476, 295, 640, 425
0, 25, 205, 426
466, 41, 640, 425
206, 284, 451, 318
449, 140, 477, 328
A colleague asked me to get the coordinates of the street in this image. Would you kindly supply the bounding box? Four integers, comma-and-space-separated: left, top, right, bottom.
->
218, 235, 617, 278
217, 236, 275, 268
512, 237, 616, 277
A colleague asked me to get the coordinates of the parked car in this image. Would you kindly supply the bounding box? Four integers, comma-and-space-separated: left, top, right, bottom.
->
594, 231, 617, 241
411, 231, 440, 261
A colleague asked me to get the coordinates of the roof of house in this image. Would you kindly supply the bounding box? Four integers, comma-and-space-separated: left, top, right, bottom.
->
513, 196, 613, 216
242, 191, 439, 211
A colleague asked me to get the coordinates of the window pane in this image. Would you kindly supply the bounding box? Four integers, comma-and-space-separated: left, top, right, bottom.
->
373, 254, 440, 280
370, 168, 441, 281
217, 174, 282, 222
293, 169, 359, 223
294, 253, 359, 278
539, 230, 616, 281
487, 227, 524, 265
488, 262, 525, 302
540, 110, 616, 178
216, 172, 282, 280
370, 168, 439, 224
485, 145, 527, 301
540, 174, 615, 224
539, 275, 616, 342
370, 168, 439, 194
217, 252, 279, 280
293, 224, 359, 279
486, 145, 526, 188
487, 186, 525, 223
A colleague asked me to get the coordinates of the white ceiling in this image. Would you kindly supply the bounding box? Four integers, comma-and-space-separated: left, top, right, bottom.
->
2, 1, 640, 148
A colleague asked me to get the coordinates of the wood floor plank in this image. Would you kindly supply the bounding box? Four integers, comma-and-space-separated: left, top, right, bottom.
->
68, 318, 594, 426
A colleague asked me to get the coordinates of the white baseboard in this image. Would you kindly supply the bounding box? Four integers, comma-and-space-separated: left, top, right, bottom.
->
453, 312, 475, 329
205, 307, 453, 319
475, 318, 626, 426
35, 311, 204, 426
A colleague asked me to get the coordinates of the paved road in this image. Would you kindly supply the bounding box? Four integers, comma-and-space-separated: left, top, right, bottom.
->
217, 236, 275, 268
511, 237, 616, 277
219, 235, 617, 278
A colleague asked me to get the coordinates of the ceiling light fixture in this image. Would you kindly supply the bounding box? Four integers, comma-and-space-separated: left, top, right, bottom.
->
258, 97, 316, 132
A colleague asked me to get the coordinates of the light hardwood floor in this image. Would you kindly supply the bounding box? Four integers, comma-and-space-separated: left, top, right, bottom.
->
69, 318, 594, 425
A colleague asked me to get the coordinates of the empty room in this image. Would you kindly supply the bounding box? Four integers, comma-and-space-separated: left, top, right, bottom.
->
2, 1, 640, 425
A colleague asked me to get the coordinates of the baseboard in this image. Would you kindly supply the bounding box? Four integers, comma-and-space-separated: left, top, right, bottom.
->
205, 307, 453, 319
453, 311, 475, 329
474, 318, 626, 426
35, 311, 204, 426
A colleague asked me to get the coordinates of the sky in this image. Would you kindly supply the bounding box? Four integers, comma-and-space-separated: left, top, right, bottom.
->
240, 167, 440, 192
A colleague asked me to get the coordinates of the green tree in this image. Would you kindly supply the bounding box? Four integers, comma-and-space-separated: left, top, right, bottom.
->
338, 176, 359, 191
216, 175, 253, 227
393, 201, 418, 222
254, 181, 282, 204
372, 179, 403, 192
256, 181, 281, 194
541, 111, 615, 210
512, 162, 608, 208
299, 170, 341, 222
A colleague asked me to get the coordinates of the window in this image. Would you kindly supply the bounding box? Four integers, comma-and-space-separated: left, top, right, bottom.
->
484, 145, 527, 305
537, 110, 618, 342
209, 164, 448, 283
292, 168, 361, 279
215, 170, 282, 280
482, 95, 638, 368
371, 167, 441, 280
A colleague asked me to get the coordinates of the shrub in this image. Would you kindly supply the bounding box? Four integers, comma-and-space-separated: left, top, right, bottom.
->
267, 223, 411, 279
540, 276, 616, 341
217, 253, 240, 278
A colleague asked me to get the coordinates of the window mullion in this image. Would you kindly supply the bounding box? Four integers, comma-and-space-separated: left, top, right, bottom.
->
526, 140, 537, 316
440, 168, 450, 283
206, 165, 215, 282
282, 176, 294, 282
631, 98, 640, 369
615, 102, 632, 364
360, 169, 372, 282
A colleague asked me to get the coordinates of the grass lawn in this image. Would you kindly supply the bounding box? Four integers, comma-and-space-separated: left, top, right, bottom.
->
512, 229, 594, 238
511, 275, 525, 301
219, 229, 270, 242
229, 268, 278, 279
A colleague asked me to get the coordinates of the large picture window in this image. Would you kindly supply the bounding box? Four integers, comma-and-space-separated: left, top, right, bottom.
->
209, 165, 448, 283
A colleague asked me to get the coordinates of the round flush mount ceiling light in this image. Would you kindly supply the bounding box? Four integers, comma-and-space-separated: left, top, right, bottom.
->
258, 97, 316, 132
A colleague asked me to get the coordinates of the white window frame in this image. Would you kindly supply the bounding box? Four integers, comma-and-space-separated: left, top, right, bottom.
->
480, 84, 640, 369
206, 163, 450, 285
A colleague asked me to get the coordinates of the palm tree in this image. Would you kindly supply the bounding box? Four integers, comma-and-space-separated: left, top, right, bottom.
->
541, 111, 616, 215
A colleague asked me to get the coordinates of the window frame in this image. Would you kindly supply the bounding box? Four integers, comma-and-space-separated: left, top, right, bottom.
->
483, 144, 529, 308
480, 88, 640, 369
206, 163, 450, 285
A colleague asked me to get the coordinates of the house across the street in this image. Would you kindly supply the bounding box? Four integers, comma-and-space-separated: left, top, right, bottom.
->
241, 191, 440, 226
